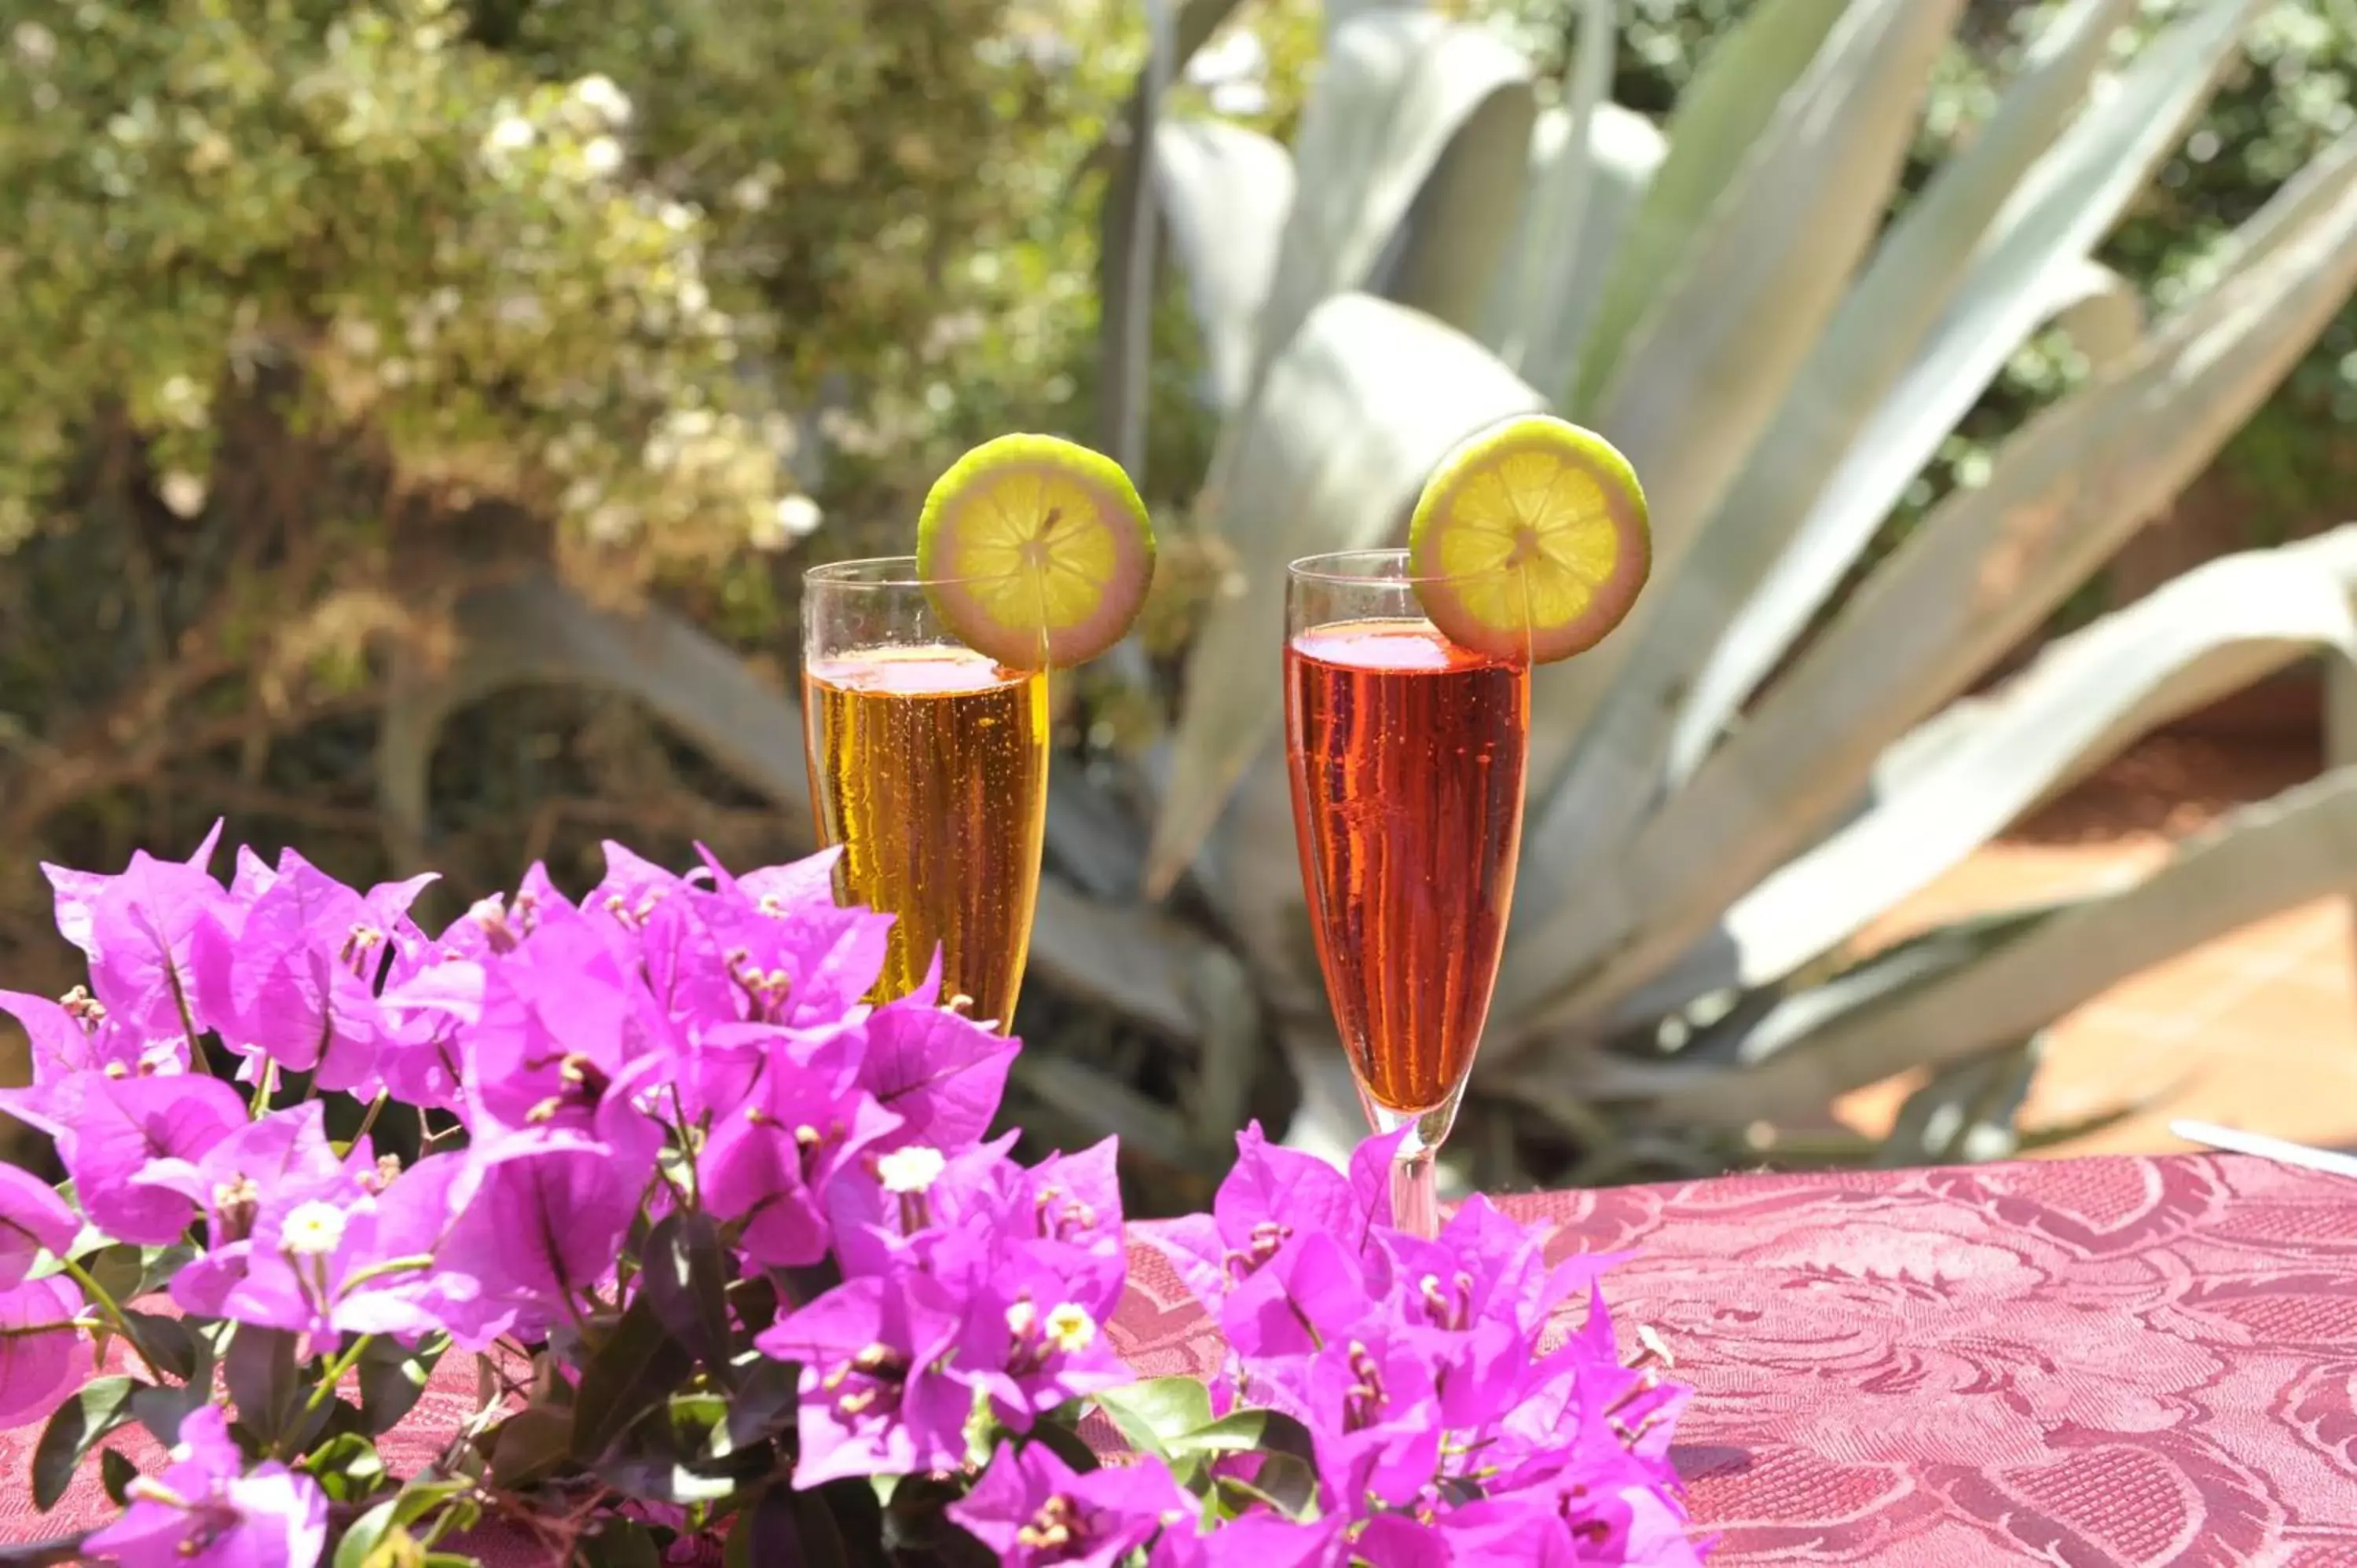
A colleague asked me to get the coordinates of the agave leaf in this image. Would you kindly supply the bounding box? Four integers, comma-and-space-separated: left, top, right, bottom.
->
1096, 0, 1251, 445
1142, 294, 1544, 896
1493, 104, 1666, 402
2044, 258, 2146, 373
1376, 71, 1540, 339
376, 573, 813, 852
1501, 136, 2357, 1042
1568, 0, 1849, 412
1483, 0, 1638, 394
1200, 742, 1327, 1019
1026, 878, 1211, 1042
1614, 528, 2357, 1021
1662, 0, 2265, 782
1276, 1020, 1367, 1167
1154, 118, 1296, 416
1521, 0, 1962, 810
1595, 0, 1960, 567
1871, 1035, 2044, 1167
1248, 11, 1534, 396
1527, 0, 2134, 877
1535, 900, 2075, 1098
1012, 1052, 1200, 1170
1636, 766, 2357, 1126
1099, 0, 1182, 470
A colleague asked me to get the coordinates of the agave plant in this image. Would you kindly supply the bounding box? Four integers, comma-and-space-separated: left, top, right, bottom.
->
1077, 0, 2357, 1172
402, 0, 2357, 1188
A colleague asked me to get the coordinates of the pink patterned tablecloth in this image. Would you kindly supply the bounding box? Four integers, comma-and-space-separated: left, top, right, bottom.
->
9, 1151, 2357, 1565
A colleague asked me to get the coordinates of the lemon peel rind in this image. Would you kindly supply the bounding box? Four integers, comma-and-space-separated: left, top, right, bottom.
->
1405, 414, 1650, 665
914, 433, 1157, 671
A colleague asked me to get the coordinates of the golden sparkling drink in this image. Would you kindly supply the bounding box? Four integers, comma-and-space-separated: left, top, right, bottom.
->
804, 645, 1049, 1029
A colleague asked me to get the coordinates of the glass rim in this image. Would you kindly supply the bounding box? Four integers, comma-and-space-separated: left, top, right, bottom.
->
1286, 548, 1503, 589
801, 555, 992, 592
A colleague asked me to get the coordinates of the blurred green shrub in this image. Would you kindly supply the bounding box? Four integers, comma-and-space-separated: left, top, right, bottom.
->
0, 0, 1131, 1006
0, 0, 1105, 579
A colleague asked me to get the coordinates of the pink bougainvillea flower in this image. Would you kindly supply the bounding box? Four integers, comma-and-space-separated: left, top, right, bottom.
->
189, 847, 433, 1091
0, 1274, 86, 1431
83, 1404, 327, 1567
757, 1269, 976, 1486
855, 983, 1019, 1155
0, 987, 184, 1082
0, 1163, 80, 1291
950, 1442, 1194, 1568
0, 1069, 248, 1245
699, 1041, 900, 1269
43, 824, 225, 1049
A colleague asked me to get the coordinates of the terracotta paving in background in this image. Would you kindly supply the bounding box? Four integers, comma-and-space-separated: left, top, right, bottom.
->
1835, 734, 2357, 1157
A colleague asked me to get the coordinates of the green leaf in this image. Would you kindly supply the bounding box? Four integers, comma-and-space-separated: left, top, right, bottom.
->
299, 1431, 388, 1504
570, 1295, 695, 1463
577, 1519, 663, 1568
881, 1475, 995, 1568
1145, 292, 1543, 893
592, 1454, 742, 1505
358, 1333, 446, 1437
723, 1356, 799, 1452
135, 1241, 200, 1299
1024, 1417, 1102, 1478
120, 1310, 198, 1382
487, 1404, 572, 1490
84, 1243, 144, 1307
130, 1380, 209, 1447
725, 1484, 852, 1568
224, 1324, 305, 1448
1571, 0, 1849, 408
1212, 1450, 1319, 1519
32, 1375, 141, 1511
1091, 1377, 1211, 1460
641, 1214, 735, 1385
100, 1447, 138, 1507
332, 1479, 477, 1568
1166, 1405, 1317, 1465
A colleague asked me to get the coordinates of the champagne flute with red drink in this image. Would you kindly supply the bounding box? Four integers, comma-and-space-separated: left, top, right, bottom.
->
1285, 416, 1650, 1237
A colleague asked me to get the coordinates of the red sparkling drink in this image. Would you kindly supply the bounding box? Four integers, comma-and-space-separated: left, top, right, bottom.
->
1285, 617, 1530, 1116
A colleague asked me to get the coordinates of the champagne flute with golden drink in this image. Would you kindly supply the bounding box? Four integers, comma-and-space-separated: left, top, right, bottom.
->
802, 437, 1155, 1031
1286, 416, 1650, 1237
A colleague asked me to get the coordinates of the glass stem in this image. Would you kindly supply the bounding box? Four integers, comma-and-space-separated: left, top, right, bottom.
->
1391, 1144, 1439, 1240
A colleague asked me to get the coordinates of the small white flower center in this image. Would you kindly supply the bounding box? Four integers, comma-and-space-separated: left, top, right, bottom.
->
1043, 1302, 1097, 1355
281, 1200, 348, 1258
1006, 1299, 1039, 1338
876, 1145, 946, 1196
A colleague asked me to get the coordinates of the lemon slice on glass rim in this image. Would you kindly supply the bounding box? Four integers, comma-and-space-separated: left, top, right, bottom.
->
1406, 414, 1650, 665
914, 434, 1157, 671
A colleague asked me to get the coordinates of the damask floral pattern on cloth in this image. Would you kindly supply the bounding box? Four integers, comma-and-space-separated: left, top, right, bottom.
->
1116, 1152, 2357, 1568
9, 1152, 2357, 1563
